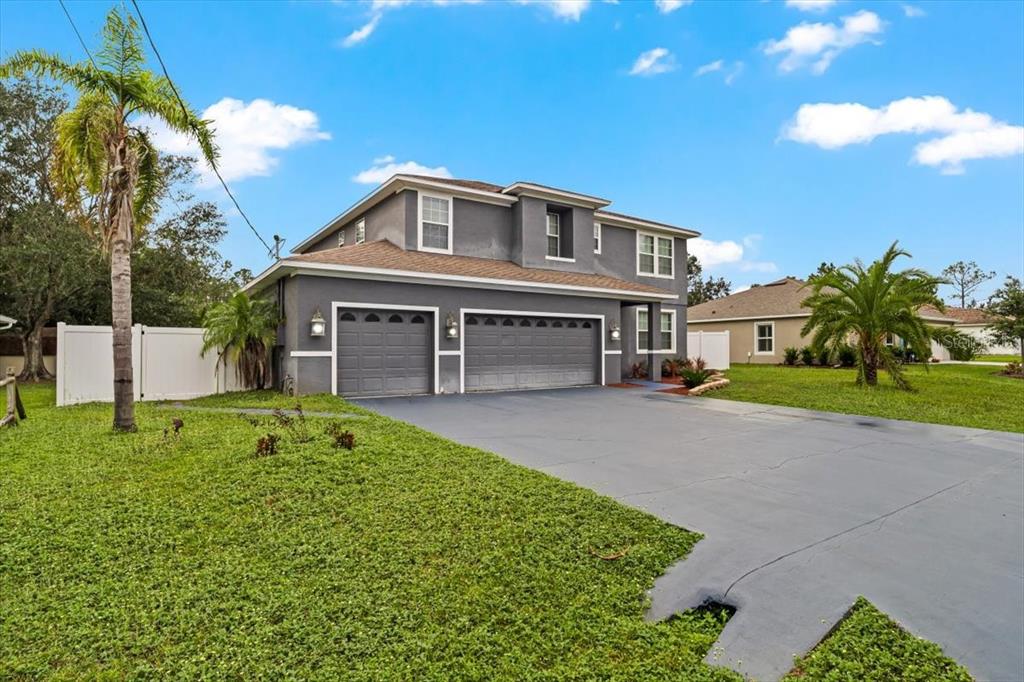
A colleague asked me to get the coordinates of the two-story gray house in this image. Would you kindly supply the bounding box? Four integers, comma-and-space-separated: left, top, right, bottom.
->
243, 174, 698, 397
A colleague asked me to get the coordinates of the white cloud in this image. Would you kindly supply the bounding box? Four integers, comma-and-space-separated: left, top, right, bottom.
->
764, 10, 883, 74
143, 98, 330, 186
629, 47, 677, 77
784, 0, 836, 12
901, 4, 926, 18
515, 0, 591, 21
340, 13, 381, 47
783, 95, 1024, 174
655, 0, 692, 14
694, 59, 724, 77
724, 61, 744, 85
689, 235, 778, 273
352, 156, 453, 184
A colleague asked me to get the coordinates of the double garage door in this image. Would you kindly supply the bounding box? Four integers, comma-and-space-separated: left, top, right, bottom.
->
336, 309, 600, 397
464, 314, 599, 392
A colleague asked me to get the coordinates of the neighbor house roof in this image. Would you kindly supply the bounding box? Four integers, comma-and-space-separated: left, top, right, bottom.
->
688, 277, 956, 323
246, 240, 678, 301
942, 306, 996, 325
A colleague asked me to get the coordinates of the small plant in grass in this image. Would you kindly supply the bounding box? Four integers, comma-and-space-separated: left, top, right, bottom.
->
783, 347, 799, 366
272, 404, 312, 443
254, 433, 280, 457
162, 417, 185, 440
325, 421, 356, 450
679, 367, 714, 389
1002, 361, 1024, 378
837, 345, 857, 367
799, 347, 814, 366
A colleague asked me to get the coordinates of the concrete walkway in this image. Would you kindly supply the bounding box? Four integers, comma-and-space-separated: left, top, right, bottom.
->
358, 387, 1024, 682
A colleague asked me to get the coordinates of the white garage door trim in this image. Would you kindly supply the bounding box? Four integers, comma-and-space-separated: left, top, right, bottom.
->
331, 301, 440, 396
459, 308, 605, 393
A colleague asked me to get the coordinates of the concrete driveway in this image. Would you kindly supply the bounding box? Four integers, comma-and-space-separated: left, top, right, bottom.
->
357, 387, 1024, 682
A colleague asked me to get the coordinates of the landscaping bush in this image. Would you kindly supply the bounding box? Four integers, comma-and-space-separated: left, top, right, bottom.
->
783, 347, 799, 366
1002, 361, 1024, 378
679, 367, 714, 388
837, 345, 857, 367
681, 357, 707, 371
662, 357, 686, 378
799, 347, 814, 366
629, 362, 648, 379
816, 347, 832, 366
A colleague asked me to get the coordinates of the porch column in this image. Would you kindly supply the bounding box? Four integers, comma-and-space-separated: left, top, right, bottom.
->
647, 301, 661, 380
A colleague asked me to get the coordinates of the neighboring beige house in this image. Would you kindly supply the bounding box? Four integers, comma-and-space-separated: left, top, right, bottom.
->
688, 277, 957, 364
943, 306, 1021, 355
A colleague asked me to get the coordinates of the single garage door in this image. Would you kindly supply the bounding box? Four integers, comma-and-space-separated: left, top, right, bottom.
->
464, 314, 598, 391
336, 309, 432, 397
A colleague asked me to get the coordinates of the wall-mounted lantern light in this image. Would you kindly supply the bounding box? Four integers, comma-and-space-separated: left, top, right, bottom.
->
310, 308, 326, 337
445, 312, 459, 339
609, 322, 621, 341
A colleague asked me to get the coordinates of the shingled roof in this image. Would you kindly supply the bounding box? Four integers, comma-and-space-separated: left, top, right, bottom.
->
942, 306, 997, 324
284, 240, 677, 298
689, 277, 955, 322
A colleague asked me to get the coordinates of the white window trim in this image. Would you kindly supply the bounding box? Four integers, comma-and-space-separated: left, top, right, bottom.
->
417, 191, 453, 254
546, 212, 561, 259
636, 231, 674, 279
754, 321, 775, 355
635, 308, 677, 354
355, 217, 365, 245
545, 255, 576, 263
594, 222, 602, 254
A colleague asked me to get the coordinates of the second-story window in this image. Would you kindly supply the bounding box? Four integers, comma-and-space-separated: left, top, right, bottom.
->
638, 233, 674, 278
546, 212, 560, 258
355, 217, 365, 244
594, 223, 601, 254
420, 194, 452, 253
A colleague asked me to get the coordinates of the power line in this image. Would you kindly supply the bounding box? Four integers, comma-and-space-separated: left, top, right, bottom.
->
57, 0, 98, 70
127, 0, 276, 258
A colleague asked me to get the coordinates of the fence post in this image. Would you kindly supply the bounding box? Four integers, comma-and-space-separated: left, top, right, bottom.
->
1, 368, 21, 427
56, 322, 66, 407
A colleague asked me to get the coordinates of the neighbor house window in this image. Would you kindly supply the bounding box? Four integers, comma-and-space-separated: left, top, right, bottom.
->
636, 309, 676, 353
594, 223, 601, 254
419, 194, 451, 252
755, 322, 774, 354
355, 217, 365, 244
337, 229, 345, 247
885, 333, 895, 346
638, 233, 673, 278
546, 212, 560, 258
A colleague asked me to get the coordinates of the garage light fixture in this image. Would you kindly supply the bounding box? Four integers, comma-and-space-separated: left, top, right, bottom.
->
445, 312, 459, 339
310, 308, 326, 337
609, 322, 621, 342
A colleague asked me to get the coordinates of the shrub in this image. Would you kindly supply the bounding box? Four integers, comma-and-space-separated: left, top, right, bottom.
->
325, 421, 356, 450
682, 357, 707, 371
662, 357, 685, 378
816, 347, 832, 366
799, 347, 814, 366
837, 345, 857, 367
254, 433, 280, 457
1003, 361, 1024, 378
783, 347, 799, 366
272, 404, 312, 443
679, 367, 714, 388
629, 362, 648, 379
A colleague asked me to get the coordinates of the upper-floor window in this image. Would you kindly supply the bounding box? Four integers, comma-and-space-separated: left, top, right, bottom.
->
636, 309, 676, 353
546, 212, 560, 258
337, 229, 345, 247
419, 193, 452, 253
637, 232, 674, 278
593, 223, 601, 254
355, 217, 365, 244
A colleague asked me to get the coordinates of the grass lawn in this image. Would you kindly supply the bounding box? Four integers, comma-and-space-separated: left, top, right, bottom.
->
715, 363, 1024, 433
978, 354, 1021, 364
1, 384, 972, 680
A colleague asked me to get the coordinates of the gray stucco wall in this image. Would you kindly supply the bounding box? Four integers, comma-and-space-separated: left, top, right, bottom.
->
450, 198, 513, 260
306, 190, 413, 252
281, 274, 632, 395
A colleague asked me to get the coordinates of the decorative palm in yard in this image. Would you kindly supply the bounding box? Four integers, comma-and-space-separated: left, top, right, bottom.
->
0, 8, 216, 430
801, 242, 946, 389
201, 292, 277, 390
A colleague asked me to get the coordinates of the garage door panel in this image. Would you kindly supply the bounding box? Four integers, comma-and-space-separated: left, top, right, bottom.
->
336, 309, 432, 397
465, 314, 598, 392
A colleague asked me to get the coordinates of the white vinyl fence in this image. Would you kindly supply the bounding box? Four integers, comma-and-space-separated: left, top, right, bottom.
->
56, 323, 241, 406
687, 330, 730, 370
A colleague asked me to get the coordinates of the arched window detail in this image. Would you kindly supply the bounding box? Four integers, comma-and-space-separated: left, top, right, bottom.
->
552, 321, 563, 328
567, 321, 578, 328
388, 314, 404, 323
340, 312, 356, 321
365, 313, 380, 322
484, 318, 497, 326
502, 318, 514, 326
519, 319, 531, 327
536, 320, 548, 327
582, 321, 592, 328
466, 317, 479, 325
411, 315, 425, 324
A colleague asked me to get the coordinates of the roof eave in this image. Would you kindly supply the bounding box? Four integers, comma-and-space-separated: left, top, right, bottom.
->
593, 210, 700, 238
502, 182, 612, 209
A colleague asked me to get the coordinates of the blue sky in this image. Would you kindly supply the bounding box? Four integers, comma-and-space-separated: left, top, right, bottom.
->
2, 0, 1022, 300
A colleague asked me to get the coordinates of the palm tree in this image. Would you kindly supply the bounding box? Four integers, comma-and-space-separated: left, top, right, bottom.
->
801, 242, 946, 389
0, 8, 216, 430
201, 292, 277, 390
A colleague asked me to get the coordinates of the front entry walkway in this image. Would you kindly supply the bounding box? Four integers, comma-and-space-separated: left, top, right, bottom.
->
357, 387, 1024, 682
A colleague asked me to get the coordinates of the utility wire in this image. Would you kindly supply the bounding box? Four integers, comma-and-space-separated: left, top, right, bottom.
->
57, 0, 99, 70
126, 0, 276, 257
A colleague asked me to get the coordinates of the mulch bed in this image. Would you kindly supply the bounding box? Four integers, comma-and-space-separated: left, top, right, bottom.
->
660, 376, 684, 385
608, 382, 644, 389
656, 386, 691, 395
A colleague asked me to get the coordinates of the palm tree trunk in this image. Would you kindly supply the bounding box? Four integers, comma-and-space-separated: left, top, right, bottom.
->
110, 139, 136, 432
